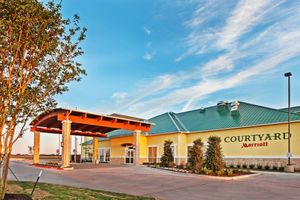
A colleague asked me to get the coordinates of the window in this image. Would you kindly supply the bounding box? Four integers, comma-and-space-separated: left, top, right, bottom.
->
148, 146, 158, 163
187, 145, 193, 162
171, 144, 176, 158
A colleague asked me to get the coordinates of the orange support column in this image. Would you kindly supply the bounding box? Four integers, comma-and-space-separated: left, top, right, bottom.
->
93, 138, 99, 164
134, 130, 141, 165
33, 131, 40, 164
61, 120, 72, 168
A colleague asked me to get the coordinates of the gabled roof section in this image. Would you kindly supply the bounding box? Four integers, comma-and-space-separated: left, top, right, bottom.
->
176, 101, 300, 132
168, 112, 189, 132
96, 112, 185, 140
279, 106, 300, 114
148, 112, 183, 134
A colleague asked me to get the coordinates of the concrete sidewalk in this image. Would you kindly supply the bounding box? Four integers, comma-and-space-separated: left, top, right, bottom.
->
8, 161, 300, 200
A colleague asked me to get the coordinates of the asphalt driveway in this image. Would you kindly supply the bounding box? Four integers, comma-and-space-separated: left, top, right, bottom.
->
8, 160, 300, 200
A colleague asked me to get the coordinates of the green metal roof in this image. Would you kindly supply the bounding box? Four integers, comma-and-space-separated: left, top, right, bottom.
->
80, 140, 93, 145
147, 112, 183, 134
279, 106, 300, 114
81, 101, 300, 145
176, 101, 300, 132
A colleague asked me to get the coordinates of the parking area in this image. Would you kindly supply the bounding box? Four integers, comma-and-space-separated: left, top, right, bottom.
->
8, 160, 300, 200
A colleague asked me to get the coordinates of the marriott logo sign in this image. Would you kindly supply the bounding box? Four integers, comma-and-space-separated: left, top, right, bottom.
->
224, 132, 291, 148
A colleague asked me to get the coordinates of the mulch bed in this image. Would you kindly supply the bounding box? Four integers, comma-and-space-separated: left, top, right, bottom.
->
31, 164, 63, 170
149, 166, 252, 177
4, 194, 32, 200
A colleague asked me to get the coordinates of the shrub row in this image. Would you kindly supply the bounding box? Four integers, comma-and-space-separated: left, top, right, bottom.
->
228, 164, 284, 171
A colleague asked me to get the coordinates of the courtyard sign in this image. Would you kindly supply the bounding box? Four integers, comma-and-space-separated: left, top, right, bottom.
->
224, 132, 290, 148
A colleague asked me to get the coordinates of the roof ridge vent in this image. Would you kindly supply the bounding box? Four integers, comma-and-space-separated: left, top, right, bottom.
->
217, 101, 229, 113
230, 101, 240, 114
231, 100, 240, 107
217, 100, 228, 107
199, 107, 206, 113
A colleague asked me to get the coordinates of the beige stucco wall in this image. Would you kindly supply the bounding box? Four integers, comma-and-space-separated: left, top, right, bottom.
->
83, 122, 300, 168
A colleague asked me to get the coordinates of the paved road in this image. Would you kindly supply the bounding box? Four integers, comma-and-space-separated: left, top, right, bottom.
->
8, 160, 300, 200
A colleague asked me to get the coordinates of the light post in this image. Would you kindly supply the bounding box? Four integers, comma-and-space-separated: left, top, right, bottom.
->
284, 72, 292, 166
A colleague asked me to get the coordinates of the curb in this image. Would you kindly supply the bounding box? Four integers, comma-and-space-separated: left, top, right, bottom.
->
204, 173, 260, 180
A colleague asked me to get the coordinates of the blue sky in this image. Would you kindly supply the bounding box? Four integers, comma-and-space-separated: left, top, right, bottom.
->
14, 0, 300, 153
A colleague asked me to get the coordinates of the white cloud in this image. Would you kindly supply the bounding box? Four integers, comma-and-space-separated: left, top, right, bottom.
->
217, 0, 270, 49
143, 51, 155, 60
144, 26, 152, 36
201, 53, 236, 76
185, 0, 219, 28
112, 92, 128, 103
181, 98, 194, 112
101, 1, 300, 118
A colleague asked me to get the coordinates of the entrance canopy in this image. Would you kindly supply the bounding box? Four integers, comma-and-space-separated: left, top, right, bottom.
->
30, 108, 152, 137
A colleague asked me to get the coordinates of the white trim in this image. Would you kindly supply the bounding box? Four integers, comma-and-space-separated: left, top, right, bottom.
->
167, 112, 181, 131
124, 146, 135, 164
172, 113, 189, 132
225, 155, 300, 159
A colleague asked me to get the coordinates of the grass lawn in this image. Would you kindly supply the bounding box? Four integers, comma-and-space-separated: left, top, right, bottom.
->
7, 181, 156, 200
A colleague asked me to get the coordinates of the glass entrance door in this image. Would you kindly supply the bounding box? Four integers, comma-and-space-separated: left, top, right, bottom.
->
125, 147, 134, 164
98, 148, 110, 163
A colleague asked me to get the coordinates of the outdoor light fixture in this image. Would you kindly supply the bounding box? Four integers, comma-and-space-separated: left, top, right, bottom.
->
284, 72, 292, 165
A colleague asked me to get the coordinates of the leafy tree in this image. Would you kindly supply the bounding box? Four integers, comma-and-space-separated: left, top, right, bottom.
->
204, 136, 225, 172
188, 138, 204, 173
27, 146, 33, 155
0, 0, 86, 197
160, 140, 174, 167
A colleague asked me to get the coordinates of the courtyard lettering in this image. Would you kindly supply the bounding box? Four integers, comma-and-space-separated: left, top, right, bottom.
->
223, 132, 290, 148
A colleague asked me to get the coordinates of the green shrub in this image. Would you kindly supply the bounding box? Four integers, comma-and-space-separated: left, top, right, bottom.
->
236, 164, 241, 168
216, 170, 224, 176
226, 169, 233, 176
45, 161, 59, 167
177, 164, 185, 169
204, 136, 225, 172
160, 140, 174, 167
188, 138, 204, 173
264, 165, 270, 170
257, 164, 262, 169
272, 166, 278, 171
279, 166, 284, 171
249, 164, 255, 169
203, 167, 213, 175
242, 164, 247, 169
229, 164, 234, 168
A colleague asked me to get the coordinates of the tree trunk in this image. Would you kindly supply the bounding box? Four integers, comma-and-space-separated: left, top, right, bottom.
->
0, 153, 10, 200
0, 126, 14, 200
0, 125, 3, 157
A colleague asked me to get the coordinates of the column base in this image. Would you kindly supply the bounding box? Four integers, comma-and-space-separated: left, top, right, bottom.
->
60, 166, 74, 170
